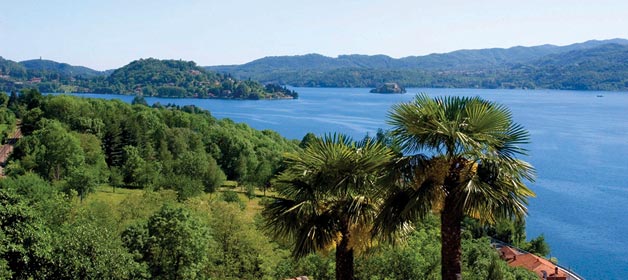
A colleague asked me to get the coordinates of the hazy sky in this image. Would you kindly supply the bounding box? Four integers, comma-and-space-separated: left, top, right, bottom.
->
2, 0, 627, 70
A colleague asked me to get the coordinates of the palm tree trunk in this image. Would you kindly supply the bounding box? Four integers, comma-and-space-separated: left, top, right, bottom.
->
336, 224, 354, 280
441, 196, 463, 280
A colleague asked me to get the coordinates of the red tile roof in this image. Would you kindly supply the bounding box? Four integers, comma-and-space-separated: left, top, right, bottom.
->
499, 246, 567, 280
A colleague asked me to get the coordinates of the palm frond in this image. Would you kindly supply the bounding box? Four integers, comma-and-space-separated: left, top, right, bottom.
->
263, 132, 395, 259
292, 210, 339, 258
385, 93, 536, 229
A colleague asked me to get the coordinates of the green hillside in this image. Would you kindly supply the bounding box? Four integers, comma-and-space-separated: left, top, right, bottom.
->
0, 57, 27, 78
91, 58, 297, 99
3, 39, 628, 93
20, 59, 107, 78
206, 39, 628, 90
0, 58, 298, 99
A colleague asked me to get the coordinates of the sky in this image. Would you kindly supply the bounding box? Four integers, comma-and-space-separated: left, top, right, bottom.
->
1, 0, 627, 70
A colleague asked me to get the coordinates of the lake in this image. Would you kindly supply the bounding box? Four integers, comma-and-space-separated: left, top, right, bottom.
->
69, 87, 628, 279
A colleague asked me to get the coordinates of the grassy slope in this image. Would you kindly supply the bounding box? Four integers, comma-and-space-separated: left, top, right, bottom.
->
83, 181, 270, 221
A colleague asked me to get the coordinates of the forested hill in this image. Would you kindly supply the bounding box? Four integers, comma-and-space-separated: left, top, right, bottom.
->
93, 58, 297, 99
0, 57, 108, 80
0, 58, 297, 99
206, 39, 628, 90
20, 59, 109, 78
0, 57, 28, 78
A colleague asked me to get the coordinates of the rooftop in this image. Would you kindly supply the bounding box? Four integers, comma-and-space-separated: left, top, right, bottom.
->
499, 246, 568, 280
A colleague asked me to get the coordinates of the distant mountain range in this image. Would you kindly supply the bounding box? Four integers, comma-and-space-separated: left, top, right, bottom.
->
2, 38, 628, 92
206, 38, 628, 90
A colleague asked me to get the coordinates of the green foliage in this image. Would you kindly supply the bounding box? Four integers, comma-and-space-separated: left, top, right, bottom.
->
117, 190, 178, 227
64, 166, 99, 201
464, 217, 527, 245
122, 204, 210, 279
121, 145, 160, 189
4, 41, 628, 93
205, 202, 283, 279
52, 219, 143, 279
207, 41, 628, 91
524, 235, 551, 257
0, 90, 548, 279
245, 184, 256, 200
377, 94, 536, 279
132, 94, 148, 106
276, 253, 335, 280
299, 132, 317, 148
220, 190, 245, 209
0, 188, 53, 279
0, 173, 70, 229
0, 171, 542, 280
169, 175, 204, 202
2, 57, 299, 99
0, 172, 53, 202
264, 134, 395, 280
15, 118, 85, 181
272, 214, 536, 280
356, 216, 441, 280
462, 237, 537, 280
94, 58, 296, 99
464, 217, 552, 258
19, 58, 106, 78
0, 92, 16, 143
174, 151, 225, 194
7, 91, 297, 203
76, 133, 109, 182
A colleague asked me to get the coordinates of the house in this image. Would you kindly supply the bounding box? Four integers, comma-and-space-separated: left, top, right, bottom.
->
499, 246, 570, 280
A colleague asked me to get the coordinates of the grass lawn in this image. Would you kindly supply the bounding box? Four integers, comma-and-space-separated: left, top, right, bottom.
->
84, 181, 277, 221
88, 185, 144, 206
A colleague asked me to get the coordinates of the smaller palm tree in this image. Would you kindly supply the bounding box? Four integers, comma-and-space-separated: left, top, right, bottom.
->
263, 134, 394, 280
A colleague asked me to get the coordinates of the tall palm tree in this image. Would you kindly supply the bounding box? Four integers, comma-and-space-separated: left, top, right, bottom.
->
263, 134, 394, 280
375, 94, 535, 280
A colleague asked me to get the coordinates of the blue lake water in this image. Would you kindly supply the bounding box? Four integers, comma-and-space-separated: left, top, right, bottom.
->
69, 88, 628, 279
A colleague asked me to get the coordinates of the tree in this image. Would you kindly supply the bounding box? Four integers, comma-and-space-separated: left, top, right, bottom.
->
122, 204, 210, 280
263, 134, 394, 280
525, 235, 550, 257
51, 220, 143, 279
121, 145, 160, 189
299, 132, 317, 148
376, 94, 535, 280
76, 133, 109, 184
132, 94, 148, 106
206, 202, 277, 279
16, 119, 85, 181
174, 151, 225, 194
0, 188, 52, 279
64, 166, 98, 202
0, 92, 10, 107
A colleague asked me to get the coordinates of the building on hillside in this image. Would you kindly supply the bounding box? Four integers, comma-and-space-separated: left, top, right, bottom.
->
499, 246, 575, 280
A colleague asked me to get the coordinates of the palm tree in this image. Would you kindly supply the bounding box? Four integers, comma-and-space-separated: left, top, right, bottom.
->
375, 94, 535, 280
263, 134, 394, 280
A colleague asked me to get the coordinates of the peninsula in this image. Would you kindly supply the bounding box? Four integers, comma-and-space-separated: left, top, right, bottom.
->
0, 57, 298, 100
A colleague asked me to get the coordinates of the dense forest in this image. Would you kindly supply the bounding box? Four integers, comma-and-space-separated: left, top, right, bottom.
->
208, 39, 628, 91
0, 58, 298, 99
0, 89, 551, 279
